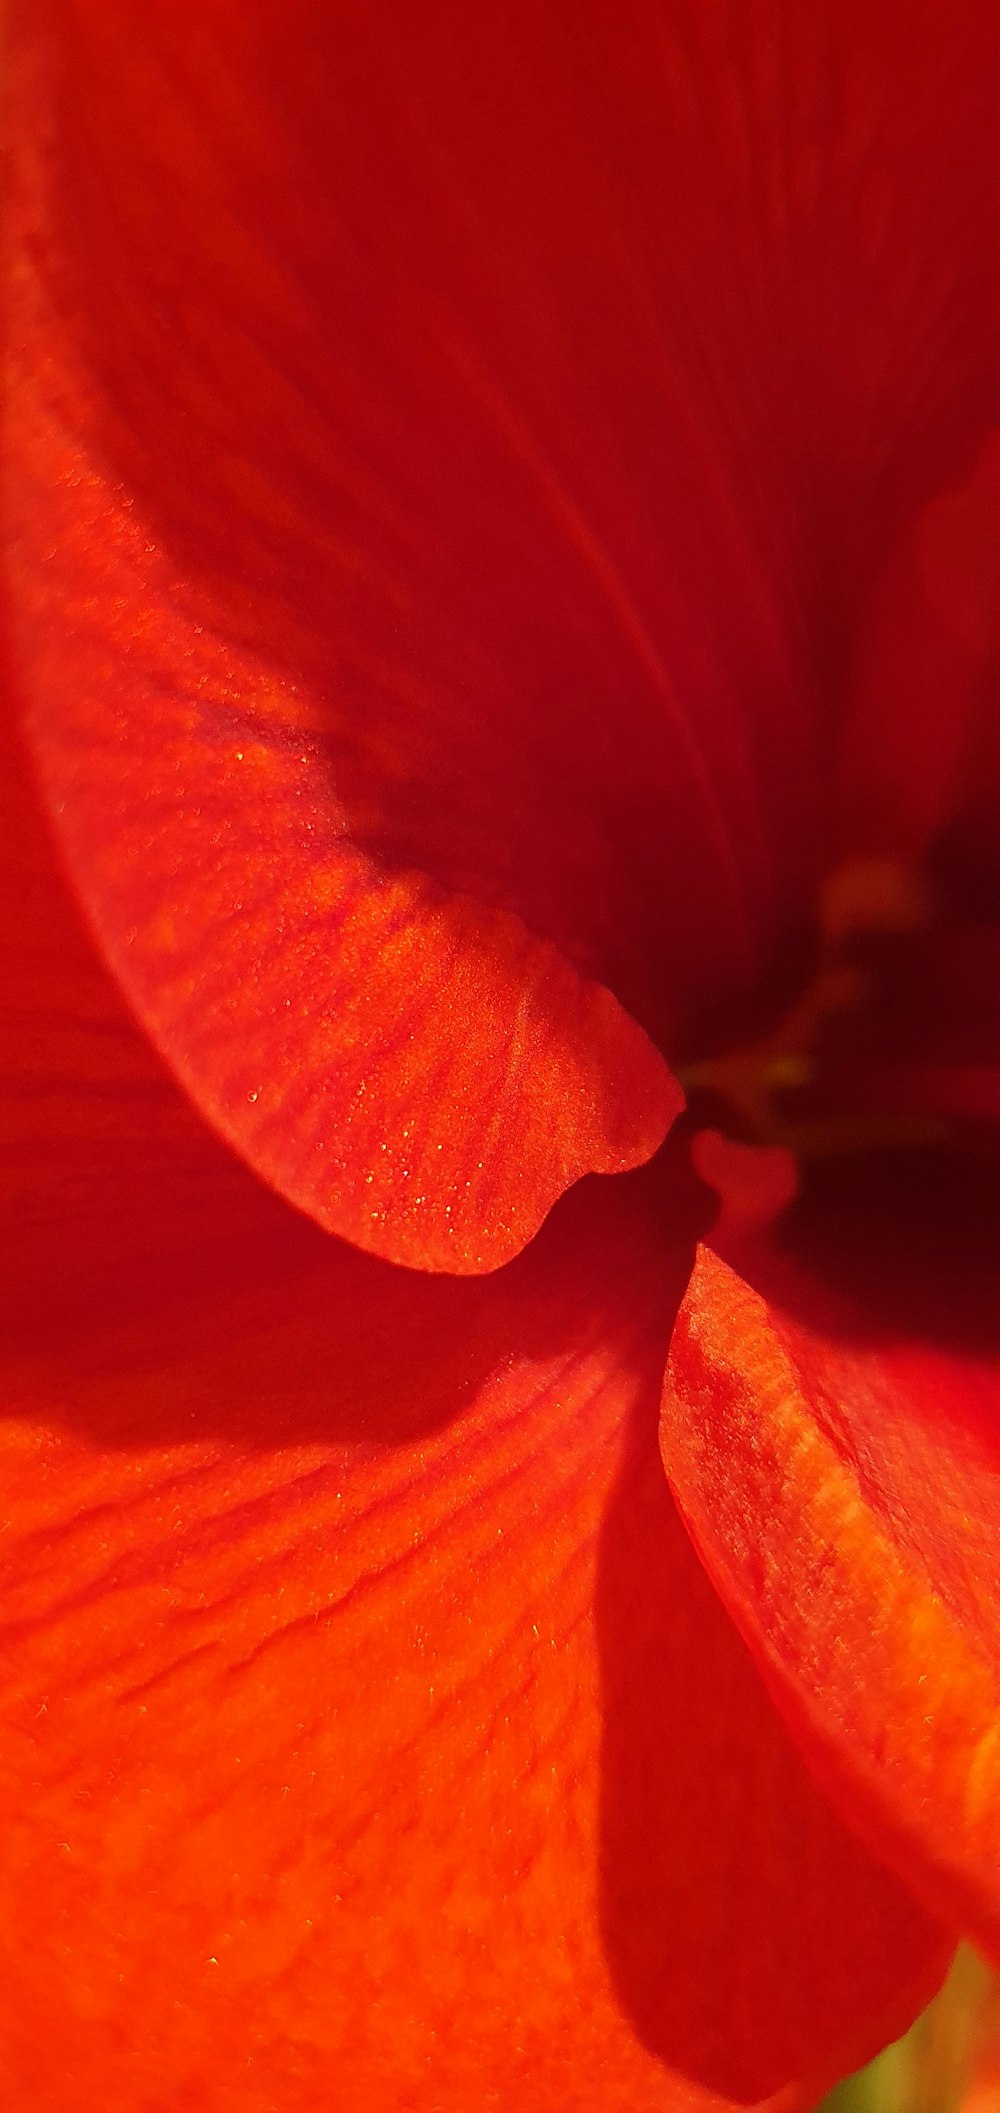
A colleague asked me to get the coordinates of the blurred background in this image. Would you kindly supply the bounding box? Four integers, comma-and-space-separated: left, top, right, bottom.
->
818, 1950, 998, 2112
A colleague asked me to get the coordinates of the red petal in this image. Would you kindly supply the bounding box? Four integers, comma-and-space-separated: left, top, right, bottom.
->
8, 1, 995, 1127
663, 1242, 1000, 1958
6, 28, 679, 1274
1, 1233, 951, 2113
0, 713, 952, 2109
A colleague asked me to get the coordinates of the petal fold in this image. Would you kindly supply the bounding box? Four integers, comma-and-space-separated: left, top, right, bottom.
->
662, 1243, 1000, 1957
0, 1200, 952, 2113
0, 693, 953, 2112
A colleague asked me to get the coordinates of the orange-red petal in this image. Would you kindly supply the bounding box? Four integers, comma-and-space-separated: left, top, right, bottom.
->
0, 696, 952, 2110
662, 1243, 1000, 1958
0, 1205, 953, 2113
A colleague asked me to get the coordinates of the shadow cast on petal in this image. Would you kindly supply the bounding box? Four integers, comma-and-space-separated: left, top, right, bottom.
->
595, 1395, 948, 2105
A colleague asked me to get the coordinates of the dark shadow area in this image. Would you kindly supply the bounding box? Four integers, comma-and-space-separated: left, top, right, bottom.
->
687, 877, 1000, 1363
770, 1134, 1000, 1358
1, 1094, 693, 1457
773, 874, 1000, 1358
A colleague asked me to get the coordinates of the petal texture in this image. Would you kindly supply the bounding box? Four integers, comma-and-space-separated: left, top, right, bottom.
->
0, 713, 952, 2111
0, 1209, 951, 2113
662, 1243, 1000, 1959
4, 28, 678, 1274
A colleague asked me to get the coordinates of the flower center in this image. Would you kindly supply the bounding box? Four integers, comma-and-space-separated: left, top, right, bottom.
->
680, 855, 1000, 1345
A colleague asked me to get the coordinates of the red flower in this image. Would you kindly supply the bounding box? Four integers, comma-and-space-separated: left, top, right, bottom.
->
2, 4, 997, 2108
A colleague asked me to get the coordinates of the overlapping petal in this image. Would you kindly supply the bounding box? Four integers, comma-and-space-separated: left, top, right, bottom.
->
7, 381, 676, 1274
3, 4, 997, 2105
6, 146, 677, 1274
0, 717, 952, 2112
7, 1, 995, 1270
6, 12, 687, 1273
662, 1241, 1000, 1960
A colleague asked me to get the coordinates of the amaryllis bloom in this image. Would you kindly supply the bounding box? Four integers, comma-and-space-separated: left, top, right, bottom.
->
1, 4, 997, 2109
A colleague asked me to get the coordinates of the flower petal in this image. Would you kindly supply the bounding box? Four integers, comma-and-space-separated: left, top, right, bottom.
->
662, 1242, 1000, 1959
5, 30, 679, 1274
0, 1222, 951, 2113
8, 0, 995, 1131
0, 710, 952, 2110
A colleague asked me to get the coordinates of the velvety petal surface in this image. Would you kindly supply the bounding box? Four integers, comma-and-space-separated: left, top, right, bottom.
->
662, 1241, 1000, 1960
0, 716, 953, 2110
6, 2, 996, 1268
